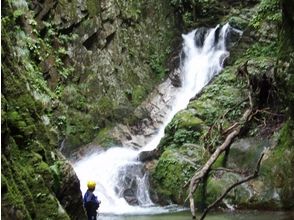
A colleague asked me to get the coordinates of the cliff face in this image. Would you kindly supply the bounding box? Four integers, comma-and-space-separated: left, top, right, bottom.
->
1, 0, 176, 218
31, 0, 178, 156
1, 1, 85, 218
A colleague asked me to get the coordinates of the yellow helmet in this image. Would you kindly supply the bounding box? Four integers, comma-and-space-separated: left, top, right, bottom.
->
87, 180, 96, 189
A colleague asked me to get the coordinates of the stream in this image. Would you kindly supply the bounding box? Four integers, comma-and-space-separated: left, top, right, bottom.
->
72, 24, 290, 219
98, 211, 294, 220
98, 210, 294, 220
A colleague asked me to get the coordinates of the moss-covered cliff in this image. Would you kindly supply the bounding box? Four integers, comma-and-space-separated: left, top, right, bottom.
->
37, 0, 177, 155
1, 1, 86, 219
151, 0, 294, 211
1, 0, 177, 218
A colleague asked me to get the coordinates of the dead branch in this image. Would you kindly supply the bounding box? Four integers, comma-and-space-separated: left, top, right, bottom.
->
222, 122, 238, 135
188, 70, 254, 219
200, 153, 265, 220
188, 129, 241, 219
254, 108, 284, 117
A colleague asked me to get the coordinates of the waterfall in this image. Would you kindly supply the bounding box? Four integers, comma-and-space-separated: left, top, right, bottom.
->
73, 23, 242, 215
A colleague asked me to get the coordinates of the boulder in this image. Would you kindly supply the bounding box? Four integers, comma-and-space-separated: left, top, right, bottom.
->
123, 189, 139, 205
138, 149, 160, 162
55, 152, 86, 220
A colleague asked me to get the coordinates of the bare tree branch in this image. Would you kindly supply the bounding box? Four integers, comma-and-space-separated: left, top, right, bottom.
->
187, 69, 254, 219
200, 153, 265, 220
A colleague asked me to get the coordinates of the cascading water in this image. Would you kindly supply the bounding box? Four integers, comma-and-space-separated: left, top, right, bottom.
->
74, 23, 242, 216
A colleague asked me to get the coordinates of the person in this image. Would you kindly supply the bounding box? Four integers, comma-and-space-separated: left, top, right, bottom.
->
83, 181, 101, 220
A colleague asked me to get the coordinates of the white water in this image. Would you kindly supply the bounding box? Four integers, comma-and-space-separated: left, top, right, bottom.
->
74, 24, 241, 215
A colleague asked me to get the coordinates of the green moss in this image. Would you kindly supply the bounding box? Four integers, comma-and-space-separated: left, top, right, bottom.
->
152, 149, 195, 203
2, 1, 83, 218
62, 110, 96, 151
6, 110, 35, 136
206, 173, 240, 204
189, 99, 217, 125
1, 158, 31, 220
132, 85, 147, 106
86, 0, 100, 17
250, 0, 281, 29
97, 96, 114, 117
49, 161, 63, 192
61, 85, 88, 111
173, 129, 201, 146
260, 120, 294, 209
173, 110, 204, 130
93, 127, 118, 148
211, 154, 225, 169
2, 143, 71, 219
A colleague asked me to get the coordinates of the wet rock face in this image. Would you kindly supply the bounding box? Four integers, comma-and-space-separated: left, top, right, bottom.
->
194, 27, 208, 48
56, 153, 86, 220
27, 0, 177, 153
114, 163, 153, 206
123, 188, 139, 206
138, 149, 160, 162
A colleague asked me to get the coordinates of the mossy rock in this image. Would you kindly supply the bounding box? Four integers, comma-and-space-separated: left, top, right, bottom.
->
189, 99, 218, 124
206, 172, 241, 205
172, 109, 204, 130
93, 126, 119, 148
166, 109, 204, 140
228, 137, 269, 171
152, 149, 196, 204
259, 121, 294, 209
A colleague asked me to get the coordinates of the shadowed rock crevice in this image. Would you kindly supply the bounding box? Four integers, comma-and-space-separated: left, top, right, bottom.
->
83, 31, 100, 51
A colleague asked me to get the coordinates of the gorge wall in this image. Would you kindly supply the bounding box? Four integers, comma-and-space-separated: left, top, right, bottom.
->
2, 0, 294, 219
2, 0, 176, 218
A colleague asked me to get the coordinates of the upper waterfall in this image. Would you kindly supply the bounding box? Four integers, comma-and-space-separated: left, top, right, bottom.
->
74, 23, 242, 215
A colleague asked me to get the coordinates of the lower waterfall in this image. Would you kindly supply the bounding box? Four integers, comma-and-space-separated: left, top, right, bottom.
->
73, 23, 242, 215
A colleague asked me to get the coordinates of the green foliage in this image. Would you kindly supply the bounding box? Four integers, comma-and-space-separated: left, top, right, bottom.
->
63, 110, 96, 151
116, 0, 142, 22
93, 127, 118, 148
97, 96, 115, 117
173, 129, 200, 145
149, 52, 169, 80
169, 0, 220, 27
50, 161, 63, 192
61, 85, 88, 111
250, 0, 282, 28
245, 41, 279, 58
86, 0, 101, 16
132, 85, 147, 106
1, 141, 70, 220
